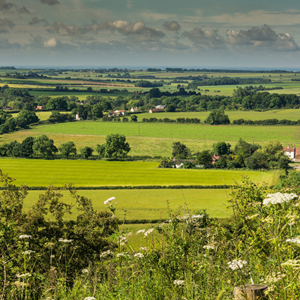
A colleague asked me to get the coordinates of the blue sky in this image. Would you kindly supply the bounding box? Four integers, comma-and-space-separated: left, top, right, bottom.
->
1, 0, 300, 68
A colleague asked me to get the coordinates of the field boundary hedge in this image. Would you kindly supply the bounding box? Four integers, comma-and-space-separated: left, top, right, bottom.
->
0, 184, 232, 190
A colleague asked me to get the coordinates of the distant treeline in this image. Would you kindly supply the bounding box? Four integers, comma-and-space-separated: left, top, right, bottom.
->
232, 118, 300, 126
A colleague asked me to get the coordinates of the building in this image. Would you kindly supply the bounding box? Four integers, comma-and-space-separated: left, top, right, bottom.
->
149, 109, 163, 113
283, 145, 296, 160
76, 114, 80, 120
36, 106, 43, 110
212, 154, 220, 164
113, 110, 127, 116
2, 106, 12, 111
156, 105, 166, 110
130, 107, 140, 113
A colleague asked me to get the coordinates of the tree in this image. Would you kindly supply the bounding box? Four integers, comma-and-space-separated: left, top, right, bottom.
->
21, 137, 34, 157
279, 156, 290, 171
4, 118, 16, 132
33, 135, 58, 159
172, 142, 191, 159
204, 108, 230, 125
234, 138, 260, 158
165, 104, 176, 112
245, 156, 259, 170
262, 140, 283, 161
196, 150, 212, 166
213, 141, 231, 156
91, 103, 103, 118
97, 134, 130, 158
58, 142, 77, 158
130, 115, 138, 122
46, 97, 68, 111
214, 156, 227, 168
80, 146, 93, 159
251, 152, 268, 169
16, 110, 39, 128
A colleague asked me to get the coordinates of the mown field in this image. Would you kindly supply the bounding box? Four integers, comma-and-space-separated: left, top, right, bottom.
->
22, 188, 231, 220
0, 159, 278, 187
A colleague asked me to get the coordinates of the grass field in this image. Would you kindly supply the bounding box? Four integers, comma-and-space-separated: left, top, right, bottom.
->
29, 122, 300, 144
22, 188, 231, 220
0, 159, 278, 187
139, 109, 300, 121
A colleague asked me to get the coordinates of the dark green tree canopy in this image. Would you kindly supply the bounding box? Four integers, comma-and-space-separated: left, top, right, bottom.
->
204, 108, 230, 125
196, 150, 212, 166
80, 146, 93, 159
46, 97, 68, 111
172, 142, 191, 159
213, 141, 231, 156
33, 135, 58, 159
58, 141, 77, 158
21, 137, 34, 157
16, 110, 39, 128
96, 134, 131, 159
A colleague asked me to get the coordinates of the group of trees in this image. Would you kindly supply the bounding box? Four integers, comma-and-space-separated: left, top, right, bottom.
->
162, 139, 290, 171
0, 133, 131, 160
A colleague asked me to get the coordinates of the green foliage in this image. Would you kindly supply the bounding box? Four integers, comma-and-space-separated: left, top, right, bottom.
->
33, 134, 58, 159
16, 110, 39, 128
234, 138, 261, 158
80, 146, 93, 159
278, 156, 290, 170
172, 141, 191, 159
46, 97, 68, 111
97, 134, 130, 159
21, 137, 34, 157
204, 108, 230, 125
213, 141, 231, 155
196, 150, 212, 166
58, 141, 77, 158
130, 114, 138, 122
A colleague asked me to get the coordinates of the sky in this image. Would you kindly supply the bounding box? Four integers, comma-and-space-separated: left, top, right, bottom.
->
1, 0, 300, 68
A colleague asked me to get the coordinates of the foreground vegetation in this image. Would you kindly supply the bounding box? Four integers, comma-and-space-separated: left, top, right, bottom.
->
1, 170, 300, 299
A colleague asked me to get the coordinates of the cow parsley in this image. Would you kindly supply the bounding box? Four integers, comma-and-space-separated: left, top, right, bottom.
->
263, 193, 297, 205
104, 197, 115, 205
173, 280, 185, 285
19, 235, 32, 239
134, 253, 144, 258
228, 260, 247, 270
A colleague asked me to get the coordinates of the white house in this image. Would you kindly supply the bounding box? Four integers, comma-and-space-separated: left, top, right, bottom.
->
76, 114, 80, 121
130, 107, 140, 112
283, 145, 296, 160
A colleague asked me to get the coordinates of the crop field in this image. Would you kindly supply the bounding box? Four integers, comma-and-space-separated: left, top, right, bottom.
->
22, 188, 231, 220
0, 158, 278, 187
139, 109, 300, 121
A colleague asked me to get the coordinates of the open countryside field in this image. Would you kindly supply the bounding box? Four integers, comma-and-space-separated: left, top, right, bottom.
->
139, 109, 300, 121
0, 159, 278, 187
22, 188, 231, 219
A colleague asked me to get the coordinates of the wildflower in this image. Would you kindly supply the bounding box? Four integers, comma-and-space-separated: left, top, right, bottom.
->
140, 246, 148, 251
245, 214, 259, 220
104, 197, 115, 205
136, 229, 146, 234
263, 192, 298, 205
203, 245, 215, 250
19, 235, 32, 239
173, 280, 184, 285
100, 250, 113, 258
228, 260, 247, 270
144, 228, 154, 237
286, 237, 300, 244
82, 269, 89, 274
134, 253, 144, 258
117, 253, 126, 258
16, 273, 31, 278
84, 297, 96, 300
281, 260, 300, 269
58, 238, 73, 243
192, 214, 204, 219
22, 250, 35, 255
119, 237, 128, 245
13, 281, 29, 288
125, 232, 133, 237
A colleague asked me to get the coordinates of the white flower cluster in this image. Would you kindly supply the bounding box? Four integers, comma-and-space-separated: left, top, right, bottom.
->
84, 297, 96, 300
22, 250, 35, 255
119, 237, 128, 246
16, 273, 31, 278
136, 229, 145, 234
286, 237, 300, 244
140, 247, 148, 251
19, 235, 32, 239
82, 269, 89, 274
173, 280, 184, 285
144, 229, 154, 237
104, 197, 115, 205
191, 214, 204, 219
59, 238, 73, 243
100, 250, 113, 258
134, 253, 144, 258
228, 260, 247, 270
203, 245, 215, 250
281, 260, 300, 269
116, 253, 126, 258
263, 193, 298, 205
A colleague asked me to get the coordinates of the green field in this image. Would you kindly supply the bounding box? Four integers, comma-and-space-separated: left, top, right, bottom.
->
22, 188, 231, 220
0, 159, 278, 187
30, 122, 300, 144
139, 109, 300, 121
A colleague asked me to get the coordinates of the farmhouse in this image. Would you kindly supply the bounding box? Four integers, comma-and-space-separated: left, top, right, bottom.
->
149, 108, 163, 113
2, 106, 12, 111
36, 106, 43, 110
212, 154, 221, 164
156, 105, 166, 110
113, 110, 127, 116
130, 107, 140, 112
283, 145, 296, 160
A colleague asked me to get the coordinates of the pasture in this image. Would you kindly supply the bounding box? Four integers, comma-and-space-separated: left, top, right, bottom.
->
22, 188, 231, 220
0, 158, 278, 187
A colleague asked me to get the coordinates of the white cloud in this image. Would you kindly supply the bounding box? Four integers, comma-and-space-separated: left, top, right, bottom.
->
44, 37, 57, 47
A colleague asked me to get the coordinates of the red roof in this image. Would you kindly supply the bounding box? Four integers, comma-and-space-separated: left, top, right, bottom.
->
283, 146, 295, 152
